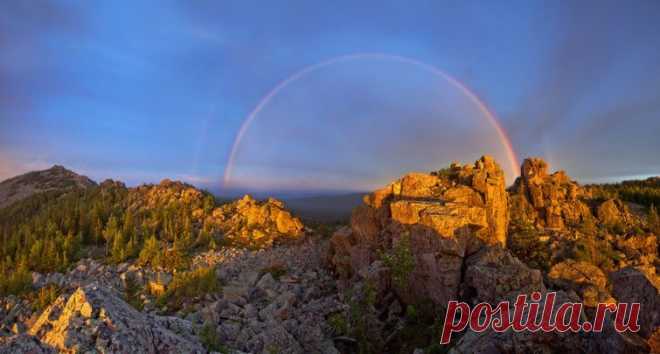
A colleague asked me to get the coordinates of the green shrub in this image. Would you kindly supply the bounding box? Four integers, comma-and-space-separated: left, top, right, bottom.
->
648, 204, 660, 234
0, 263, 32, 296
123, 273, 144, 311
260, 264, 288, 280
406, 304, 418, 321
199, 323, 228, 353
380, 233, 415, 288
327, 312, 348, 336
157, 267, 220, 310
508, 220, 551, 271
28, 284, 61, 312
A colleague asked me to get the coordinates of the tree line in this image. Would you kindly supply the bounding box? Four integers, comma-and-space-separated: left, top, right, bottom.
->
0, 180, 219, 296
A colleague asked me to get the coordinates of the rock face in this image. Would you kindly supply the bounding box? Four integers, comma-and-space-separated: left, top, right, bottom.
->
509, 158, 591, 229
0, 334, 55, 354
450, 290, 650, 354
211, 195, 304, 248
548, 260, 614, 307
462, 247, 545, 304
28, 283, 205, 353
610, 267, 660, 352
0, 165, 96, 209
329, 156, 510, 306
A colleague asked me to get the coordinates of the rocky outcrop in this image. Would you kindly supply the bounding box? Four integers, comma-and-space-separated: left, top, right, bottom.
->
615, 233, 658, 267
509, 158, 592, 229
129, 179, 207, 211
329, 156, 509, 306
548, 260, 615, 307
28, 283, 205, 353
610, 267, 660, 352
210, 195, 304, 248
597, 198, 634, 227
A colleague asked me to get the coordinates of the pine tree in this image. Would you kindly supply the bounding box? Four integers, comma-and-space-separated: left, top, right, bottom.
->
123, 211, 135, 239
139, 235, 160, 267
649, 204, 660, 235
103, 216, 120, 256
111, 229, 126, 263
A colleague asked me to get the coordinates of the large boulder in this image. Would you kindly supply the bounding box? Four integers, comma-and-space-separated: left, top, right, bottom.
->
462, 246, 546, 305
329, 156, 509, 306
610, 267, 660, 352
548, 260, 615, 307
28, 283, 205, 353
509, 158, 591, 229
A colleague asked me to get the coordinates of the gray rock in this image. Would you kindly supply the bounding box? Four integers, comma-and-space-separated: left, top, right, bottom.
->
0, 334, 55, 354
28, 283, 206, 353
256, 273, 276, 291
223, 285, 249, 304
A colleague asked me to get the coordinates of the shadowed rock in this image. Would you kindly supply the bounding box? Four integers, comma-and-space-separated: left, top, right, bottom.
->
610, 267, 660, 352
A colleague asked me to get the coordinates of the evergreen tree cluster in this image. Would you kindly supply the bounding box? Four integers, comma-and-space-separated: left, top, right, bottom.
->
0, 180, 219, 295
589, 177, 660, 207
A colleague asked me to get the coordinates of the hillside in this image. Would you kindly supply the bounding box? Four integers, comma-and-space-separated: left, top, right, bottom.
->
0, 165, 96, 209
588, 176, 660, 207
0, 157, 658, 353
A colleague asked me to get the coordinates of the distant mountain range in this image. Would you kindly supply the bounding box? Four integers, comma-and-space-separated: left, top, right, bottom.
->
282, 192, 365, 222
0, 166, 364, 221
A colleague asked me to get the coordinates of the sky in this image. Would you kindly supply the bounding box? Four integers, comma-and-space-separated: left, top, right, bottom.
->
1, 0, 659, 195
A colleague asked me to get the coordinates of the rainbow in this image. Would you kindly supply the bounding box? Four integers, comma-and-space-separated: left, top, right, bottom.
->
223, 53, 519, 189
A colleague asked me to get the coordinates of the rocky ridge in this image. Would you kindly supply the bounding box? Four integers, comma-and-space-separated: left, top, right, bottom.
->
1, 156, 658, 353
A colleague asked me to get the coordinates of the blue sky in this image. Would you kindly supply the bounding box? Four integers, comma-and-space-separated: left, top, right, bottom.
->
1, 1, 659, 193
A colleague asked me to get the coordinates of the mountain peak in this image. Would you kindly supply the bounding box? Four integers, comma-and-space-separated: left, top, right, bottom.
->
0, 165, 96, 209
